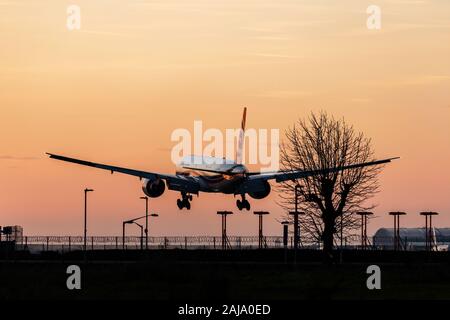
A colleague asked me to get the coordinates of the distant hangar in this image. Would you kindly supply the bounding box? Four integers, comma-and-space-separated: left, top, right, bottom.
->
373, 228, 450, 251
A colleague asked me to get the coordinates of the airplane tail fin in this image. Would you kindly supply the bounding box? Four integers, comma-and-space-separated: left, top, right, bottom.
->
235, 107, 247, 164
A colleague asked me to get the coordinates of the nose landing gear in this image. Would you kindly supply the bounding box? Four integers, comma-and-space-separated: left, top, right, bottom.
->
177, 192, 193, 210
236, 195, 250, 211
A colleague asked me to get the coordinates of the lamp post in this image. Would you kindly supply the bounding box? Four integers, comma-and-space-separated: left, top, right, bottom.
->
123, 219, 144, 250
389, 212, 406, 251
356, 212, 373, 250
123, 213, 158, 251
217, 211, 233, 250
149, 213, 159, 247
289, 184, 303, 263
286, 184, 303, 264
420, 212, 439, 251
254, 211, 269, 249
281, 220, 289, 264
122, 221, 126, 250
134, 222, 144, 250
140, 196, 149, 249
293, 184, 302, 250
84, 188, 94, 254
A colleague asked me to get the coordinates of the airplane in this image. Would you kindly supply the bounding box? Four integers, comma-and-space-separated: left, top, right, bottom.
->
47, 108, 398, 211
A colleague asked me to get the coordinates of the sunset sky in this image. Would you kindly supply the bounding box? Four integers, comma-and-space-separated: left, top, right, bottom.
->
1, 0, 449, 237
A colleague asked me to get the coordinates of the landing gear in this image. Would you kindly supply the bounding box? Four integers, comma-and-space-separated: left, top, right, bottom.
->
236, 195, 250, 211
177, 192, 192, 210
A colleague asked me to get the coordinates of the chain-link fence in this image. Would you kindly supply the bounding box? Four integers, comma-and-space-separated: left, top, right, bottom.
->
7, 235, 450, 252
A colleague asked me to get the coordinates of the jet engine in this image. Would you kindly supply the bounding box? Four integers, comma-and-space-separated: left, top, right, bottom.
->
142, 178, 165, 198
248, 181, 271, 199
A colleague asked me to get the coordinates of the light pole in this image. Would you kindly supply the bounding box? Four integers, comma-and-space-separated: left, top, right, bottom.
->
123, 213, 158, 251
389, 212, 406, 251
84, 188, 94, 254
356, 212, 373, 250
288, 184, 302, 249
254, 211, 269, 249
140, 196, 149, 250
340, 213, 343, 249
281, 220, 289, 264
134, 221, 144, 250
149, 213, 159, 247
217, 211, 233, 250
122, 220, 126, 250
289, 183, 304, 264
420, 212, 439, 251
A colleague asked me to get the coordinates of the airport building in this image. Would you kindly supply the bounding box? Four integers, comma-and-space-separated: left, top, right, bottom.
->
0, 225, 23, 244
373, 228, 450, 251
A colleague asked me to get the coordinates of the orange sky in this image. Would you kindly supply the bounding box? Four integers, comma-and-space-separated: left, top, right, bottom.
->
1, 0, 449, 237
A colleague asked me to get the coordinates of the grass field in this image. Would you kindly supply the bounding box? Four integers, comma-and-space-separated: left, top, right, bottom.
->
1, 249, 450, 300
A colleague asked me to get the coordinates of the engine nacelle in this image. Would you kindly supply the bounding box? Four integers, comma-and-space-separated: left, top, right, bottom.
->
248, 181, 271, 199
142, 178, 166, 198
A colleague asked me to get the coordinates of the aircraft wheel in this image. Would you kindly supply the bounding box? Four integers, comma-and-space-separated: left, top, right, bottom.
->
177, 199, 183, 210
244, 200, 251, 211
188, 195, 193, 201
185, 201, 191, 210
236, 200, 243, 210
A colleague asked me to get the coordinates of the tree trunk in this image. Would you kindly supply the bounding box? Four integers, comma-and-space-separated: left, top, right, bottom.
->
322, 216, 335, 262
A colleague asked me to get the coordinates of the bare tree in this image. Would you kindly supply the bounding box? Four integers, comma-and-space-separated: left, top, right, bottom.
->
278, 112, 383, 258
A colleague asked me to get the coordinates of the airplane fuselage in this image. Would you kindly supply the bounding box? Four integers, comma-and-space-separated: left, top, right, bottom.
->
176, 157, 247, 194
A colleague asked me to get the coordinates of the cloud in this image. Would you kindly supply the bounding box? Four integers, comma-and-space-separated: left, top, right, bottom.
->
77, 30, 139, 39
0, 155, 37, 160
246, 53, 301, 59
350, 98, 372, 103
390, 75, 450, 87
0, 2, 23, 5
249, 90, 313, 99
364, 75, 450, 89
387, 0, 428, 4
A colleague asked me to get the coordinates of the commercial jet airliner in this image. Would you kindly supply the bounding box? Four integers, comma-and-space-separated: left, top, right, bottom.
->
47, 108, 398, 211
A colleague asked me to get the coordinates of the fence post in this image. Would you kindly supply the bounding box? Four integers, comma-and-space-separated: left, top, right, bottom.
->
46, 236, 49, 251
68, 236, 71, 252
184, 237, 187, 250
91, 237, 94, 251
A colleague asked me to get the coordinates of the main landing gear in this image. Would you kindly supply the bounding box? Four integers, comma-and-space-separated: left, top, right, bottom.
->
236, 194, 250, 211
177, 192, 193, 210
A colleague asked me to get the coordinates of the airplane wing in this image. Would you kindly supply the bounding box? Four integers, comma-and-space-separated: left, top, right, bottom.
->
46, 153, 200, 193
248, 157, 399, 183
